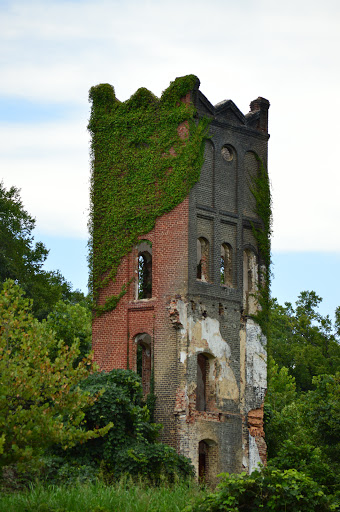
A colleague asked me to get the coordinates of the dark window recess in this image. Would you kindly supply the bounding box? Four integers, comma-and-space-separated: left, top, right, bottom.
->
136, 334, 151, 395
199, 441, 208, 482
197, 238, 210, 282
220, 243, 232, 286
197, 353, 208, 411
138, 251, 152, 299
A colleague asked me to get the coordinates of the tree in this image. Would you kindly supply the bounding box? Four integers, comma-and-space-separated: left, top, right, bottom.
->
270, 292, 340, 391
0, 182, 81, 319
46, 300, 92, 365
0, 280, 111, 466
306, 373, 340, 463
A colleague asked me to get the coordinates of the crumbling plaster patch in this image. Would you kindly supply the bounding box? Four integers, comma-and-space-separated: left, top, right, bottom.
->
245, 318, 267, 406
249, 433, 262, 472
173, 299, 239, 403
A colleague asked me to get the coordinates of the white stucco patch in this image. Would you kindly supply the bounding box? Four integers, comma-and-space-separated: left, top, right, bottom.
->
180, 351, 187, 363
249, 434, 262, 473
246, 319, 267, 392
200, 317, 231, 359
171, 299, 240, 401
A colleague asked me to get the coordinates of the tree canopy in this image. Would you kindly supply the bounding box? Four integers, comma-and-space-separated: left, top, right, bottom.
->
0, 280, 111, 466
0, 182, 84, 319
270, 291, 340, 391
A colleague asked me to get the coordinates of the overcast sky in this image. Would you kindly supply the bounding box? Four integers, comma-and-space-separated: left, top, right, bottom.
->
1, 0, 339, 316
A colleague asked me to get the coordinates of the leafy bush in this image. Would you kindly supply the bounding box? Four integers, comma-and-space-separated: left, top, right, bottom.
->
185, 467, 335, 512
65, 369, 194, 482
0, 280, 111, 466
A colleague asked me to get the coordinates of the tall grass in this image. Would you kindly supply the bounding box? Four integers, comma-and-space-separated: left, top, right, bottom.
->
0, 478, 203, 512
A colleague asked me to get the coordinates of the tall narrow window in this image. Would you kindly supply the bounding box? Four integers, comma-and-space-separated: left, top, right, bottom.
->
135, 333, 151, 395
198, 441, 208, 482
197, 237, 210, 282
197, 353, 208, 411
220, 243, 233, 286
137, 241, 152, 299
243, 248, 258, 313
198, 439, 218, 484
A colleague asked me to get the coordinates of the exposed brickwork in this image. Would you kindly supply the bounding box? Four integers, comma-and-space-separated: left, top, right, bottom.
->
92, 77, 270, 480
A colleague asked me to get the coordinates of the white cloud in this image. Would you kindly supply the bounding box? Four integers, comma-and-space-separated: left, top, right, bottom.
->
0, 120, 90, 237
0, 0, 340, 251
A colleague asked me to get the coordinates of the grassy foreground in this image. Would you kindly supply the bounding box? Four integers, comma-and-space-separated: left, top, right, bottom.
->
0, 479, 203, 512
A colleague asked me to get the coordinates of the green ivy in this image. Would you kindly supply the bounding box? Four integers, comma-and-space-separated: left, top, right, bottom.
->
88, 75, 210, 314
250, 154, 272, 337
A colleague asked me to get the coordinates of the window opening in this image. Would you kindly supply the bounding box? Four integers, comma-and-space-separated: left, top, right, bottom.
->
197, 238, 210, 282
199, 441, 208, 482
197, 353, 208, 411
198, 439, 218, 484
220, 243, 232, 286
137, 243, 152, 299
243, 249, 258, 314
135, 333, 151, 395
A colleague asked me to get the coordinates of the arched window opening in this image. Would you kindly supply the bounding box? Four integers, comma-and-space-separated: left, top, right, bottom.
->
135, 333, 152, 395
198, 439, 218, 484
243, 249, 258, 313
198, 441, 208, 482
197, 237, 210, 282
136, 241, 152, 299
197, 353, 208, 411
220, 243, 233, 286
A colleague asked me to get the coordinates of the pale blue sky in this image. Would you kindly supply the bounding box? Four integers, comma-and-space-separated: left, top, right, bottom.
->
1, 0, 339, 320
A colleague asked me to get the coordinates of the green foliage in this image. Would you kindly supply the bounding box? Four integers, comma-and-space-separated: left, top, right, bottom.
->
88, 75, 210, 314
0, 280, 112, 466
266, 295, 340, 505
306, 373, 340, 462
0, 479, 202, 512
46, 300, 92, 365
67, 369, 194, 482
269, 441, 338, 494
0, 182, 80, 319
265, 369, 340, 503
270, 292, 340, 391
266, 356, 297, 412
264, 358, 302, 458
185, 467, 334, 512
249, 155, 272, 336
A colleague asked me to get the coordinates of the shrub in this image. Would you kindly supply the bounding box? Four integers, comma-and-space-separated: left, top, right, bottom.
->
185, 466, 335, 512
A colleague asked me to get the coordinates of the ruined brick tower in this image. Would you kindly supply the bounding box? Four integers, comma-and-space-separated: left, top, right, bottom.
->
90, 76, 270, 481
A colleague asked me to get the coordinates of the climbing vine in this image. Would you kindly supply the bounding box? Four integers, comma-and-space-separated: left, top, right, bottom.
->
250, 154, 272, 336
88, 75, 210, 315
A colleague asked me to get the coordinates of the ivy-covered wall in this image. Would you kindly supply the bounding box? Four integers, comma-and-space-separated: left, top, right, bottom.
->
88, 75, 210, 315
